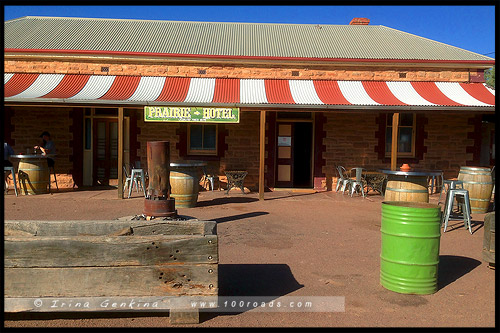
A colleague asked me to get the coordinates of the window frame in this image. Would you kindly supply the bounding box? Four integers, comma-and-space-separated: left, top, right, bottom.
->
187, 123, 218, 156
384, 113, 417, 158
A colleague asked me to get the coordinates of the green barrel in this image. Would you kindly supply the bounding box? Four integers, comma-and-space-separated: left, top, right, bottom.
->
380, 201, 441, 294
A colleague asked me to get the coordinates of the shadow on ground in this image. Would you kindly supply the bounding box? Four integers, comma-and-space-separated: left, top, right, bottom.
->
438, 255, 482, 290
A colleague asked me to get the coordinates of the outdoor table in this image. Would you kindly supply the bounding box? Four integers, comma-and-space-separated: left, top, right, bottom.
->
10, 154, 55, 195
224, 171, 248, 194
362, 170, 388, 195
378, 168, 443, 203
169, 160, 207, 208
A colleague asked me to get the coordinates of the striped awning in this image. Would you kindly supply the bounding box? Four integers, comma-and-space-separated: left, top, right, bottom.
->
4, 73, 495, 110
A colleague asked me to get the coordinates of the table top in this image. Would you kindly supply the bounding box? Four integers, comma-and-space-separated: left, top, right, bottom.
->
170, 160, 207, 167
378, 168, 443, 177
10, 154, 56, 159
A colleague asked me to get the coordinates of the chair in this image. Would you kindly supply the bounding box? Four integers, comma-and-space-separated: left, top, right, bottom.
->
335, 166, 352, 194
203, 166, 219, 191
123, 163, 146, 198
349, 167, 365, 198
441, 188, 472, 234
4, 166, 18, 196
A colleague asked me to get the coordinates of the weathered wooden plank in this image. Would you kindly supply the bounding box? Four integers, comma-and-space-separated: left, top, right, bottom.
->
4, 296, 217, 312
4, 220, 217, 236
5, 235, 218, 268
5, 264, 218, 297
169, 308, 200, 324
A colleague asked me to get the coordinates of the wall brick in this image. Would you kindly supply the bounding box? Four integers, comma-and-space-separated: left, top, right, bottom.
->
5, 58, 473, 82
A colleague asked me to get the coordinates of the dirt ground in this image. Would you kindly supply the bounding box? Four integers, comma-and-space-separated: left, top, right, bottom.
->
3, 186, 496, 328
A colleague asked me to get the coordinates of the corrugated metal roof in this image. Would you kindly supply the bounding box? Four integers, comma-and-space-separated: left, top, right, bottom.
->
4, 16, 494, 61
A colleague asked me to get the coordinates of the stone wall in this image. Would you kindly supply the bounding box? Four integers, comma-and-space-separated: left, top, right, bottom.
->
4, 58, 474, 82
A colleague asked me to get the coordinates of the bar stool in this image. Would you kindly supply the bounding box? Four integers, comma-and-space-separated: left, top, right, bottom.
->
128, 168, 146, 198
4, 166, 18, 196
438, 179, 463, 204
428, 173, 444, 194
48, 166, 58, 192
441, 188, 472, 234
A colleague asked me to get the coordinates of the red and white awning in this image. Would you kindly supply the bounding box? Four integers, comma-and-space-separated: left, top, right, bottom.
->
4, 73, 495, 109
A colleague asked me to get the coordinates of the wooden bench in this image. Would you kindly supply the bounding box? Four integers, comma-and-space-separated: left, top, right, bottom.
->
4, 219, 218, 324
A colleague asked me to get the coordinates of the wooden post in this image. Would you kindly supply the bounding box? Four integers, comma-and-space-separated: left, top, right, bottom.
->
391, 113, 399, 171
118, 107, 124, 199
259, 110, 266, 201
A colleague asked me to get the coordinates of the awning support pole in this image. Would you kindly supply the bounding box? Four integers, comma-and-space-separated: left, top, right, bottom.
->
118, 107, 124, 199
390, 113, 399, 171
259, 110, 266, 200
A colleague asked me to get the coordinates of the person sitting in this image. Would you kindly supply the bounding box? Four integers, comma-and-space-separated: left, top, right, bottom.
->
4, 141, 15, 188
34, 131, 56, 168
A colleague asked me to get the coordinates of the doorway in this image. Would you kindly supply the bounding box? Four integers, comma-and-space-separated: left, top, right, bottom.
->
275, 121, 313, 188
93, 118, 118, 185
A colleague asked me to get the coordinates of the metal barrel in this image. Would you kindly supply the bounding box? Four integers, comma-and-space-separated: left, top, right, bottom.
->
458, 166, 493, 214
145, 141, 171, 199
380, 201, 441, 294
143, 141, 177, 217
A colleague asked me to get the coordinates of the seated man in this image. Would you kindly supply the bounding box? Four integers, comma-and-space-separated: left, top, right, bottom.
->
34, 131, 56, 168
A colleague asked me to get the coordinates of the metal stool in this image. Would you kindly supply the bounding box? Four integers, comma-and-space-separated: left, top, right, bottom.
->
442, 188, 472, 234
4, 166, 18, 196
438, 179, 463, 204
128, 168, 146, 198
48, 166, 58, 192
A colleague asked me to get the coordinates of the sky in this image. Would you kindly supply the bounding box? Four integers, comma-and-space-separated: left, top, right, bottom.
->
3, 5, 496, 59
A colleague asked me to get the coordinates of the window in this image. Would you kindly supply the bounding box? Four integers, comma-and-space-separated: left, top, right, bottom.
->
385, 113, 416, 157
188, 124, 217, 155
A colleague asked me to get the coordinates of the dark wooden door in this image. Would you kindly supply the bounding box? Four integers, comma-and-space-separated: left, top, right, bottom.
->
275, 122, 313, 188
93, 119, 118, 185
275, 123, 294, 188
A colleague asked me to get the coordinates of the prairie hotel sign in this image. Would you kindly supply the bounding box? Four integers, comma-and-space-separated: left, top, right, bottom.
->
145, 106, 240, 123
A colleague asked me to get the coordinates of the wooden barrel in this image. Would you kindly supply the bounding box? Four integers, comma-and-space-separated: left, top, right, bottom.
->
18, 158, 49, 195
483, 212, 495, 266
384, 175, 429, 203
169, 167, 202, 208
458, 166, 493, 214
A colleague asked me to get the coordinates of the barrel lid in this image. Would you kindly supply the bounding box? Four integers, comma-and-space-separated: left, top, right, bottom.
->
382, 201, 440, 210
460, 166, 491, 171
170, 160, 207, 167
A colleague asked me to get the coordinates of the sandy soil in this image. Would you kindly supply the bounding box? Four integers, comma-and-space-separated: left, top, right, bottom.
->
3, 187, 495, 327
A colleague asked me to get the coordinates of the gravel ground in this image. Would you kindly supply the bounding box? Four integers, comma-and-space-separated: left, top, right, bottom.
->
3, 187, 496, 328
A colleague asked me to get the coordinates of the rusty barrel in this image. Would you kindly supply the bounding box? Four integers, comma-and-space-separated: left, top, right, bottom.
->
385, 175, 429, 203
170, 161, 206, 208
458, 166, 493, 213
18, 157, 49, 195
143, 141, 177, 217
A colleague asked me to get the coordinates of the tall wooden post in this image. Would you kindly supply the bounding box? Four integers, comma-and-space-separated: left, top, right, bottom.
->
118, 107, 124, 199
390, 113, 400, 171
259, 110, 266, 200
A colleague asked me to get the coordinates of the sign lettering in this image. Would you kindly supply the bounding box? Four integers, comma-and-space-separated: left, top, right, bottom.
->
144, 106, 239, 123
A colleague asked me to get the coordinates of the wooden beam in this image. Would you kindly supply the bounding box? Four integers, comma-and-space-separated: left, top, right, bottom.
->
259, 110, 266, 200
390, 113, 399, 171
118, 107, 124, 198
